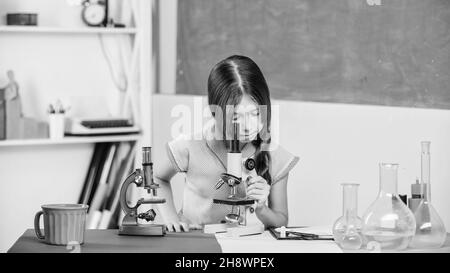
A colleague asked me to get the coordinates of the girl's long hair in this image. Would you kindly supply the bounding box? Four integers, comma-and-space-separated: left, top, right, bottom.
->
207, 55, 272, 184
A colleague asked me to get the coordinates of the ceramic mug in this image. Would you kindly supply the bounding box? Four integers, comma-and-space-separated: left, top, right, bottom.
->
34, 204, 88, 245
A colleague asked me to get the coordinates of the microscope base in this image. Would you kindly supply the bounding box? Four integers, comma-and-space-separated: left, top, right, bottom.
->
119, 224, 166, 236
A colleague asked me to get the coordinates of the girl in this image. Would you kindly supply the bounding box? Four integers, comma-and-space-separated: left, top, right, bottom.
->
155, 55, 299, 232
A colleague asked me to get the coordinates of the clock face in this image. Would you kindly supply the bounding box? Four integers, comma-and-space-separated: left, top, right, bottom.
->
83, 4, 106, 26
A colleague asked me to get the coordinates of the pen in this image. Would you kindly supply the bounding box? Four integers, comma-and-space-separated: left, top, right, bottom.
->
286, 231, 319, 239
285, 231, 334, 240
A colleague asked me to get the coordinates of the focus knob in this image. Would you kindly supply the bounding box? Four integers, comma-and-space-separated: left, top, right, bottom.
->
245, 158, 256, 171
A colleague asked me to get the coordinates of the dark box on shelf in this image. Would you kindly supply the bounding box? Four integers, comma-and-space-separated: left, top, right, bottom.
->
6, 13, 38, 26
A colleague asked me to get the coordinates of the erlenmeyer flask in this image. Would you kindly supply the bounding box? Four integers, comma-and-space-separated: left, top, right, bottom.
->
362, 163, 416, 250
332, 183, 363, 250
410, 141, 446, 249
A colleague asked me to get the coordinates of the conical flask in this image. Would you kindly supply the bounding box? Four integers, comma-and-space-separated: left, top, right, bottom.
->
362, 163, 416, 250
332, 183, 363, 250
410, 141, 446, 249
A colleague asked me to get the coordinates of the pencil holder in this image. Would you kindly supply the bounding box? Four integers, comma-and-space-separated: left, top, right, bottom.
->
48, 113, 65, 139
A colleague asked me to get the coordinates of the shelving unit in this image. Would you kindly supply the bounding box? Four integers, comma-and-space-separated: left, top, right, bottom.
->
0, 134, 141, 147
0, 25, 137, 34
0, 0, 153, 148
0, 0, 155, 252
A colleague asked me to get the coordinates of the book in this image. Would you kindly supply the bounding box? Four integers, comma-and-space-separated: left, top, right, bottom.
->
108, 143, 136, 229
98, 210, 113, 229
86, 143, 112, 206
97, 142, 136, 229
86, 143, 117, 229
103, 142, 136, 229
103, 142, 131, 207
78, 143, 107, 205
86, 211, 102, 230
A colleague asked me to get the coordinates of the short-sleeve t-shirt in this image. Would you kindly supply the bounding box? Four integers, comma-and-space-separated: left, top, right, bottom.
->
165, 123, 299, 226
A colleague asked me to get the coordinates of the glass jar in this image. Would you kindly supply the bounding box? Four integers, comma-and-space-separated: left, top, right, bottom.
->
361, 163, 416, 250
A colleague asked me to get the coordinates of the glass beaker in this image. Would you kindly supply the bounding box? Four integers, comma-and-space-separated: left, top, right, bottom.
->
332, 183, 363, 250
410, 141, 446, 249
362, 163, 416, 250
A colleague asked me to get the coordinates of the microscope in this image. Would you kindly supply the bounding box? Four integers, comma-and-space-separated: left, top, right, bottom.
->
118, 147, 166, 236
205, 122, 265, 237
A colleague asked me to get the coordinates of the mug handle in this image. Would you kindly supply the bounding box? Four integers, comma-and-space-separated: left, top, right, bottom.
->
34, 211, 45, 240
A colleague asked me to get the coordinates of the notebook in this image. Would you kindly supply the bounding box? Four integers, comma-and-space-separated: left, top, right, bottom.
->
269, 226, 335, 241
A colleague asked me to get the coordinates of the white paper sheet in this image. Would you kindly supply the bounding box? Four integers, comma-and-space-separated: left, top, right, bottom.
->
215, 226, 342, 253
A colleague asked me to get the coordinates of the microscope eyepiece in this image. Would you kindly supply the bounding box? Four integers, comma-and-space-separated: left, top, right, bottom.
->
231, 122, 240, 153
142, 147, 152, 165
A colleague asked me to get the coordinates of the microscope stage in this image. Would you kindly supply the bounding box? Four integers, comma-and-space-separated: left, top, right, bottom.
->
213, 198, 255, 206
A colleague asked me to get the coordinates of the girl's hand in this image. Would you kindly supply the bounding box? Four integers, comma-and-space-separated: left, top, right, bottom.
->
164, 218, 189, 232
160, 211, 190, 232
246, 175, 270, 207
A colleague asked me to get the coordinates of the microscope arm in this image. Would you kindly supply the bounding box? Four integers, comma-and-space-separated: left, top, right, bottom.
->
119, 169, 144, 216
119, 168, 167, 226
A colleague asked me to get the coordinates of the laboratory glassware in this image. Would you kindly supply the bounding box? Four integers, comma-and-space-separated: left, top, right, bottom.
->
362, 163, 416, 250
332, 183, 363, 250
409, 141, 446, 249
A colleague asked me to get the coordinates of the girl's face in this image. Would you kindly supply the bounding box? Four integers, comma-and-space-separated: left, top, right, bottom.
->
217, 94, 264, 143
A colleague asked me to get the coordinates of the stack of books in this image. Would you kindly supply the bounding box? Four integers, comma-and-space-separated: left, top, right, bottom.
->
78, 141, 137, 229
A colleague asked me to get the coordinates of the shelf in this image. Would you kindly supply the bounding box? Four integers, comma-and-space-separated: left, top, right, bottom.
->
0, 134, 141, 147
0, 26, 137, 34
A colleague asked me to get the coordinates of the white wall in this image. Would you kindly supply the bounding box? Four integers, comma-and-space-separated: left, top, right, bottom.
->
159, 0, 177, 94
153, 94, 450, 230
0, 145, 91, 252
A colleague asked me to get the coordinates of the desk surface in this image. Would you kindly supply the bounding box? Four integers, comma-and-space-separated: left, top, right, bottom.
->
8, 229, 221, 253
7, 229, 450, 253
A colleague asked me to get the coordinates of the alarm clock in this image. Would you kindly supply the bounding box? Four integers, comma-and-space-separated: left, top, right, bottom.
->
82, 0, 108, 27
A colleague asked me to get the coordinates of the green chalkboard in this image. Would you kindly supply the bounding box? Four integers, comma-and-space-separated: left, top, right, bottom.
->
176, 0, 450, 109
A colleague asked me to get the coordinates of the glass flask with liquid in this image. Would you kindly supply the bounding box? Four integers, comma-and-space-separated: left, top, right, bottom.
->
332, 183, 363, 250
361, 163, 416, 250
409, 141, 446, 249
